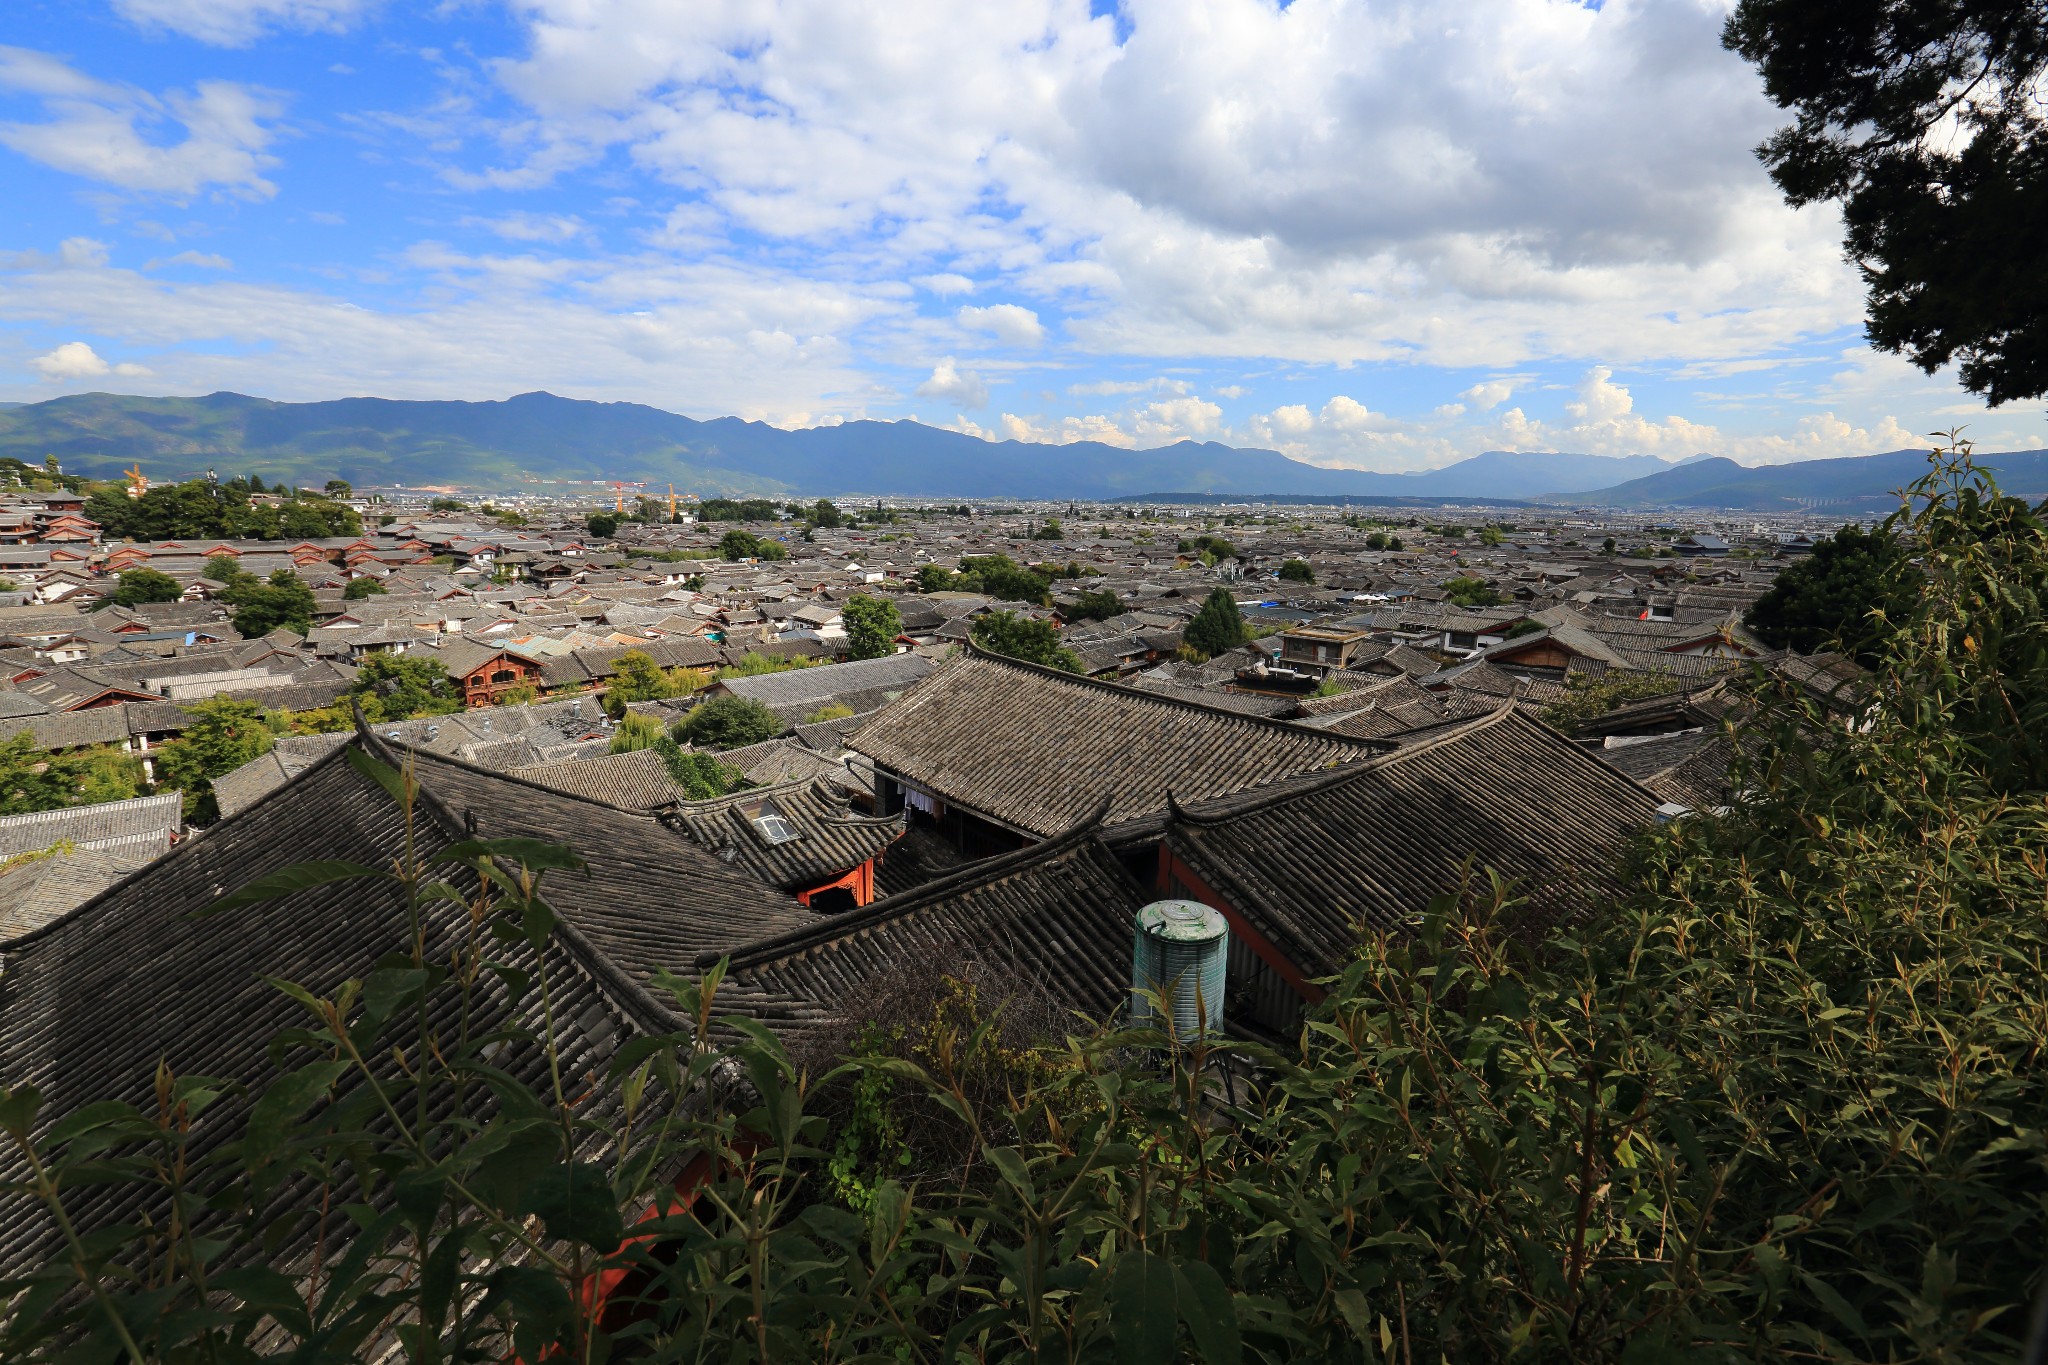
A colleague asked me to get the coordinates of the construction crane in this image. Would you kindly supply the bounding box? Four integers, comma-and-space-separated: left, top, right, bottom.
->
123, 463, 148, 499
609, 479, 648, 513
667, 484, 676, 521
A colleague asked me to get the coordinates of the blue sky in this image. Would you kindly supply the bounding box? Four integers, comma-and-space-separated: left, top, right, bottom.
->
1, 0, 2043, 471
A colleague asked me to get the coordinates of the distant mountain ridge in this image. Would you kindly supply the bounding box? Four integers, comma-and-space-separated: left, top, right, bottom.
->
0, 390, 1685, 501
1547, 449, 2048, 512
0, 389, 2031, 509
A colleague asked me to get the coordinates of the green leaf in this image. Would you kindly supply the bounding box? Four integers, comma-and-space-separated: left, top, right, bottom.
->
518, 1162, 624, 1252
1111, 1249, 1179, 1365
469, 1122, 561, 1214
197, 861, 385, 916
345, 744, 410, 807
1175, 1259, 1240, 1364
0, 1085, 41, 1136
1798, 1271, 1869, 1338
244, 1059, 348, 1167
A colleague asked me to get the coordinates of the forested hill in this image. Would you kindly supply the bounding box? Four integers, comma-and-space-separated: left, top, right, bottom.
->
0, 390, 1685, 500
3, 389, 2034, 507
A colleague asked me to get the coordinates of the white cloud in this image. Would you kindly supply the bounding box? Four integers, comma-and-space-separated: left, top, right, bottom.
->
0, 246, 895, 420
30, 341, 151, 380
111, 0, 378, 46
915, 357, 988, 408
914, 273, 975, 297
0, 47, 282, 198
956, 303, 1045, 347
468, 212, 589, 244
149, 251, 233, 270
478, 0, 1863, 374
1458, 378, 1516, 411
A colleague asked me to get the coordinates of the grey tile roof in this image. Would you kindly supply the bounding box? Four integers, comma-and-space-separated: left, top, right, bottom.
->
0, 791, 182, 859
849, 647, 1386, 840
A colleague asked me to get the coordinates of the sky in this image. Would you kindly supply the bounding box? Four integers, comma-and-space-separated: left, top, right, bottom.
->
1, 0, 2044, 473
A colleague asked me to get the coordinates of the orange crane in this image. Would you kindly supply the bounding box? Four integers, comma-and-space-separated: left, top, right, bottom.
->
123, 463, 147, 499
667, 484, 676, 521
609, 479, 648, 513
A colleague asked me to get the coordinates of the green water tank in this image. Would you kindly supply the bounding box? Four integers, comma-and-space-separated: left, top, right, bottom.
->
1131, 899, 1228, 1042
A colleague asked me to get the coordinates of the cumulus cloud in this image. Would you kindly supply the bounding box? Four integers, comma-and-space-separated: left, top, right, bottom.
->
149, 251, 233, 270
31, 341, 150, 380
915, 357, 989, 408
111, 0, 378, 46
956, 303, 1045, 347
478, 0, 1862, 374
1458, 378, 1516, 411
914, 273, 975, 297
0, 47, 282, 198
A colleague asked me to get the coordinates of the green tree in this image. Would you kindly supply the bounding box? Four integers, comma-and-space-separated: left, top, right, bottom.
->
1277, 558, 1314, 584
1442, 574, 1505, 608
345, 653, 462, 723
324, 479, 353, 498
0, 732, 81, 814
609, 711, 666, 753
223, 568, 316, 638
429, 497, 464, 513
971, 610, 1083, 672
153, 697, 275, 821
1183, 588, 1250, 659
677, 694, 782, 749
809, 498, 843, 529
1725, 1, 2048, 403
1744, 522, 1919, 662
1479, 525, 1506, 546
719, 529, 762, 561
604, 650, 688, 714
1032, 517, 1063, 541
105, 568, 184, 609
958, 554, 1050, 604
841, 594, 902, 660
1063, 588, 1123, 623
343, 576, 387, 600
585, 512, 619, 539
202, 554, 243, 584
915, 563, 953, 593
656, 741, 744, 798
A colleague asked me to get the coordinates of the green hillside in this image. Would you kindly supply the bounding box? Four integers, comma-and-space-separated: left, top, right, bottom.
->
0, 391, 790, 496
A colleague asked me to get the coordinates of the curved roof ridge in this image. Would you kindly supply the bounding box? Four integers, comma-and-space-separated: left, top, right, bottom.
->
949, 641, 1390, 748
1164, 703, 1528, 828
700, 792, 1115, 973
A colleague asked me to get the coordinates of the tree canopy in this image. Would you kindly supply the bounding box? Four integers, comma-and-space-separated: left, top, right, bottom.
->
1441, 574, 1505, 608
152, 697, 275, 821
1277, 558, 1315, 584
1062, 588, 1124, 624
104, 567, 183, 609
345, 653, 462, 723
584, 512, 619, 539
719, 530, 789, 562
221, 568, 316, 639
1744, 523, 1919, 662
841, 594, 902, 660
343, 576, 386, 600
85, 480, 360, 542
676, 694, 782, 750
1725, 0, 2048, 403
1183, 588, 1251, 659
970, 610, 1083, 672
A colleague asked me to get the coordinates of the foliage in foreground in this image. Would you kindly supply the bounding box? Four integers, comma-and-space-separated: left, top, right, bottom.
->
2, 444, 2046, 1362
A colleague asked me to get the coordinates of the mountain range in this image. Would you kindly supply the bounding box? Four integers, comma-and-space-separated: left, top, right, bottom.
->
0, 389, 2040, 510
